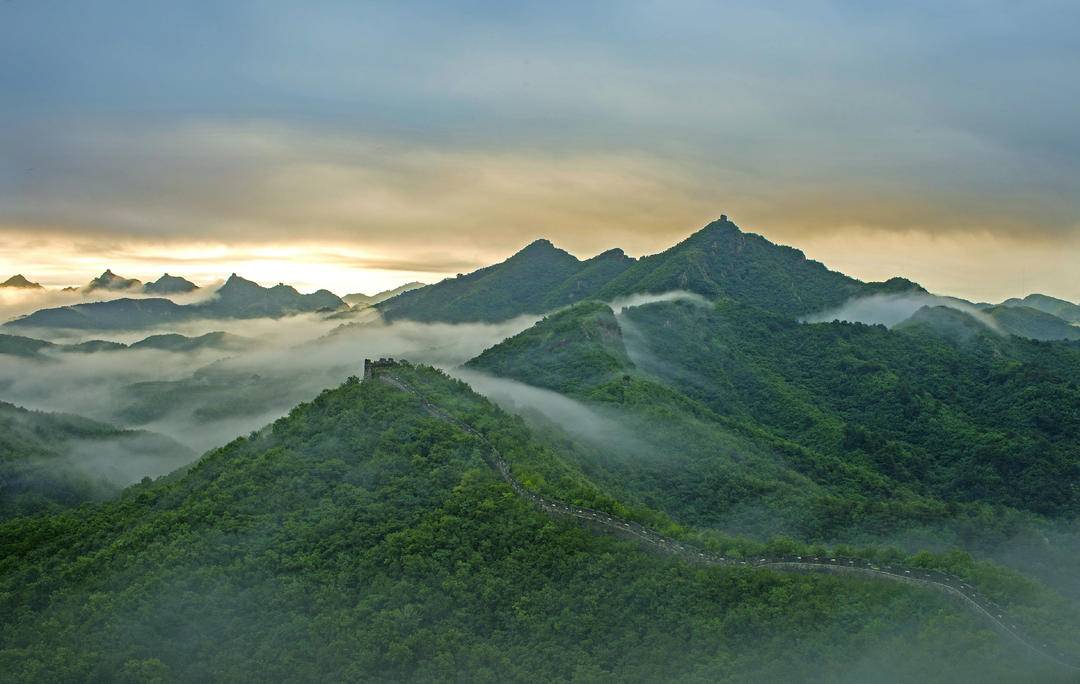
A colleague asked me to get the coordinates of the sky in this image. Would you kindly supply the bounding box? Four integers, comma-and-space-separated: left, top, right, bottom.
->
1, 1, 1078, 301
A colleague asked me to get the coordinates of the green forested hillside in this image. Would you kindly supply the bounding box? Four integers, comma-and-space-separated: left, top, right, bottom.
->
617, 300, 1080, 517
467, 300, 1080, 550
0, 402, 193, 519
1, 367, 1068, 682
466, 301, 633, 394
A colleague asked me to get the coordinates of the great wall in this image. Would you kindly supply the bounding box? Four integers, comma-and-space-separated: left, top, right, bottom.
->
366, 358, 1080, 673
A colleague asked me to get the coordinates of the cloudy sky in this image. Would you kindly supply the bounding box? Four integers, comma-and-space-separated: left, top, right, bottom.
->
2, 1, 1078, 301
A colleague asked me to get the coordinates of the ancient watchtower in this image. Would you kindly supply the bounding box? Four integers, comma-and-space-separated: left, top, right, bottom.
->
363, 357, 396, 380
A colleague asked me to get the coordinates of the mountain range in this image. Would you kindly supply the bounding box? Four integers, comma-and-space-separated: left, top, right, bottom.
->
7, 217, 1080, 341
375, 216, 921, 323
376, 216, 1080, 343
5, 274, 347, 330
56, 270, 200, 295
0, 331, 249, 359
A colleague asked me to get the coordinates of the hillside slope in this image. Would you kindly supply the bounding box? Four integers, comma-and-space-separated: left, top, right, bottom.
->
465, 301, 633, 394
1, 366, 1067, 681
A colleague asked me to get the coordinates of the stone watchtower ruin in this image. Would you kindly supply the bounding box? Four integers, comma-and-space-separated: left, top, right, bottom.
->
363, 357, 396, 380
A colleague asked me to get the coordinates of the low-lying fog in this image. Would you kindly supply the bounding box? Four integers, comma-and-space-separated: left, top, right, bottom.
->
0, 311, 540, 454
804, 292, 1000, 330
0, 290, 703, 486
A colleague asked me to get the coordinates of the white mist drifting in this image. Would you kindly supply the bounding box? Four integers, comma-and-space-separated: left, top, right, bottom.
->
804, 292, 1001, 332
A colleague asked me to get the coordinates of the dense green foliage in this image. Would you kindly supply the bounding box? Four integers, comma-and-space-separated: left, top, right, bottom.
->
1, 369, 1071, 681
618, 301, 1080, 517
467, 300, 1080, 554
0, 402, 192, 519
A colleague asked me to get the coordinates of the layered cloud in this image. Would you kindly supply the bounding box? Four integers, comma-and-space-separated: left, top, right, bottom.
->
1, 1, 1079, 300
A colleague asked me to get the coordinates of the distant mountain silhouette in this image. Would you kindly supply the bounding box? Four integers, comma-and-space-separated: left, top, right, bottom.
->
343, 281, 425, 307
999, 293, 1080, 324
127, 331, 250, 353
85, 269, 142, 292
1, 331, 250, 357
0, 274, 43, 289
5, 274, 346, 330
143, 273, 199, 295
985, 304, 1080, 341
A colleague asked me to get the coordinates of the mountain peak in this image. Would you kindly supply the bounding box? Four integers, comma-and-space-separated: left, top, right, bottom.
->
1, 274, 43, 289
590, 247, 627, 261
517, 238, 559, 254
222, 273, 259, 288
144, 273, 199, 295
864, 276, 928, 295
87, 269, 141, 292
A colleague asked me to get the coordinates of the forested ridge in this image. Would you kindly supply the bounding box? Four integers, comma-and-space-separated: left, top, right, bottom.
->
377, 217, 882, 324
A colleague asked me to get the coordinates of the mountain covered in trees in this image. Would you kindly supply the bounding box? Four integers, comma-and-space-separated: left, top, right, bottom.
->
467, 299, 1080, 550
377, 217, 912, 323
1, 366, 1073, 681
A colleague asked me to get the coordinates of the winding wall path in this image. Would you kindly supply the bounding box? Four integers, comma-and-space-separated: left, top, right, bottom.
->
377, 368, 1080, 672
